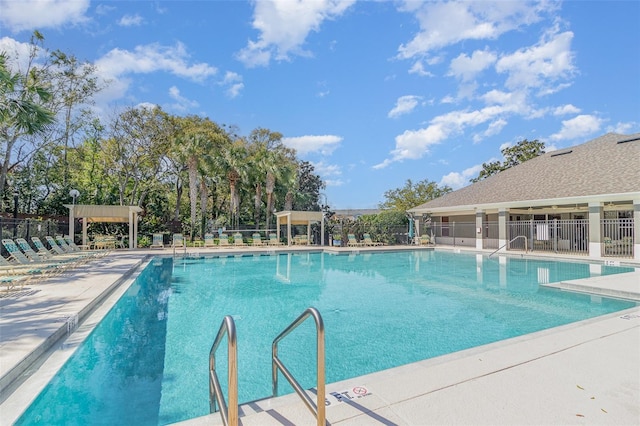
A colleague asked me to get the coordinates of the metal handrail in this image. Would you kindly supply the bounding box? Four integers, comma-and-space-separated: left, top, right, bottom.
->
489, 235, 528, 257
272, 307, 326, 426
209, 316, 238, 426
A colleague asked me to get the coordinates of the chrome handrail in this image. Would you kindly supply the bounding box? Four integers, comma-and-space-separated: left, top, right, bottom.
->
272, 307, 326, 426
209, 316, 238, 426
489, 235, 528, 257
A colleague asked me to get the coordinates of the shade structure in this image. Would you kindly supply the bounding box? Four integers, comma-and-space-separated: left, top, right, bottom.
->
275, 210, 325, 246
64, 204, 144, 249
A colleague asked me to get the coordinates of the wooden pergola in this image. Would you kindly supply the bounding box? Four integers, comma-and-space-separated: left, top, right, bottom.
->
275, 210, 325, 246
65, 204, 144, 249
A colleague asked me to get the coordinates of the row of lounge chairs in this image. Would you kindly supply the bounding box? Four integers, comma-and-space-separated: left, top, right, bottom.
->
150, 232, 286, 249
346, 233, 384, 247
1, 236, 107, 291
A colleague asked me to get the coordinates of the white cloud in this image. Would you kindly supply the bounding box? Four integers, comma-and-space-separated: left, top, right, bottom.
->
221, 71, 244, 98
282, 135, 342, 156
376, 102, 520, 168
553, 104, 580, 116
0, 37, 36, 71
408, 61, 434, 77
118, 14, 144, 27
606, 121, 639, 135
550, 114, 603, 141
496, 29, 575, 92
397, 1, 552, 59
236, 0, 356, 67
167, 86, 199, 112
448, 49, 497, 81
439, 164, 484, 189
0, 0, 90, 32
388, 95, 422, 118
94, 42, 217, 102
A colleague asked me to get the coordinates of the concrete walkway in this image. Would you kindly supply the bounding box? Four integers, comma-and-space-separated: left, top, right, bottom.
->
0, 248, 638, 425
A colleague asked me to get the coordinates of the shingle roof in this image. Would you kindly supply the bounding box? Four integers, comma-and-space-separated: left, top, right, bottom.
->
409, 133, 640, 212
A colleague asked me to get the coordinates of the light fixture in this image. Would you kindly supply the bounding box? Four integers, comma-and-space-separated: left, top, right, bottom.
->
552, 205, 558, 210
69, 189, 80, 205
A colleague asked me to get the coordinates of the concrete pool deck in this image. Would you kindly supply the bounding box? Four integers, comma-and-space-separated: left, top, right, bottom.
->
0, 247, 638, 425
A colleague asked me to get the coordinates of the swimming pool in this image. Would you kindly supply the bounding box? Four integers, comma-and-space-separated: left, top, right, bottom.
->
16, 250, 637, 425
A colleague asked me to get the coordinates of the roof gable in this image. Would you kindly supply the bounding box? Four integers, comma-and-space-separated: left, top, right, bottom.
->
410, 133, 640, 212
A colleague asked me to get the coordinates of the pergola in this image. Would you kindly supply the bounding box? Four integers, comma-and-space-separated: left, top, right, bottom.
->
275, 210, 325, 246
64, 204, 144, 249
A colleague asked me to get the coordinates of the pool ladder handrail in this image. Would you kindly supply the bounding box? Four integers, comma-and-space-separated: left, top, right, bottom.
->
209, 315, 238, 426
489, 235, 528, 257
272, 307, 326, 426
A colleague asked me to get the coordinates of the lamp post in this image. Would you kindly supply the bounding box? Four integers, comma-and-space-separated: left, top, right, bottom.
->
69, 189, 80, 245
13, 190, 18, 238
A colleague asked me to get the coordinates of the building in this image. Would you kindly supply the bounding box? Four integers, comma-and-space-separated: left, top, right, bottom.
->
408, 133, 640, 259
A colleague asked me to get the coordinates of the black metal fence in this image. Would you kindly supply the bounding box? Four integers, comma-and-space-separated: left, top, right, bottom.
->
0, 217, 68, 257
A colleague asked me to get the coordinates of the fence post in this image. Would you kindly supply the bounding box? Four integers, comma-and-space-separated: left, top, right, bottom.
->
26, 218, 31, 242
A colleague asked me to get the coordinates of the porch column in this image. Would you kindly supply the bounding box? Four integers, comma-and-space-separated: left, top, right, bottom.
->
475, 210, 484, 250
588, 202, 602, 258
498, 209, 507, 252
82, 219, 88, 247
129, 209, 135, 249
68, 206, 75, 242
321, 217, 325, 246
634, 199, 640, 260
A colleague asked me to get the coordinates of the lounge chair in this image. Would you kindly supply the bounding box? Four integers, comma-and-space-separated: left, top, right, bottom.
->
218, 234, 232, 248
204, 233, 216, 248
45, 236, 70, 255
347, 234, 364, 247
55, 235, 76, 253
172, 233, 185, 248
15, 238, 48, 262
2, 239, 69, 274
63, 235, 88, 251
32, 237, 98, 261
251, 233, 265, 246
0, 253, 51, 277
150, 233, 164, 249
362, 233, 383, 246
268, 233, 284, 246
292, 235, 309, 245
233, 233, 247, 247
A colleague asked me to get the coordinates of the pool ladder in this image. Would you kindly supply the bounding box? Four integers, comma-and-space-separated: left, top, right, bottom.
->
209, 307, 326, 426
488, 235, 528, 257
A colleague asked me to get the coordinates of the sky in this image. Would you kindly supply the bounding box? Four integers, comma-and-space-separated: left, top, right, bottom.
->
1, 0, 639, 210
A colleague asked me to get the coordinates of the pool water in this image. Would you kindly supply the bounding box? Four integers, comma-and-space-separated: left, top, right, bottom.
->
16, 251, 637, 425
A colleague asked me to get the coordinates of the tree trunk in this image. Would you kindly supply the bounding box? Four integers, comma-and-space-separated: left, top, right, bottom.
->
254, 183, 262, 229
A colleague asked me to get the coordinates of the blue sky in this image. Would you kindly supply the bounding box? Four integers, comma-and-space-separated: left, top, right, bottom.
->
1, 1, 639, 209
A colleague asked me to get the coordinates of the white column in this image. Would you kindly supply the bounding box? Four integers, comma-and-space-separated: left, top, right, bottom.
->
588, 201, 602, 258
68, 206, 75, 241
498, 208, 507, 252
129, 209, 134, 249
475, 210, 484, 250
321, 218, 325, 246
82, 219, 88, 247
634, 199, 640, 260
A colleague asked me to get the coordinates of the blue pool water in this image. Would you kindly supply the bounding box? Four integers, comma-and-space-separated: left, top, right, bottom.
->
17, 251, 637, 425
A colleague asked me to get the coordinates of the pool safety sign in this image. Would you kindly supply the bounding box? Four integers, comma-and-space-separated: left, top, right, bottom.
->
325, 385, 372, 407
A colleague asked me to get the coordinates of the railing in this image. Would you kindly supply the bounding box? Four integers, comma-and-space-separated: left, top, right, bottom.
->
602, 218, 634, 258
209, 316, 238, 426
272, 307, 326, 426
489, 235, 528, 257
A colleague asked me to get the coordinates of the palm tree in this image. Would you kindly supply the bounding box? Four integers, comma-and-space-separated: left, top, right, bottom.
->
173, 116, 227, 240
0, 48, 55, 198
219, 140, 248, 230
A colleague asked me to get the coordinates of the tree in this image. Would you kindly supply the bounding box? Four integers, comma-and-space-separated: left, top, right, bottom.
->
379, 179, 451, 211
293, 161, 324, 211
471, 139, 545, 182
0, 32, 56, 200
